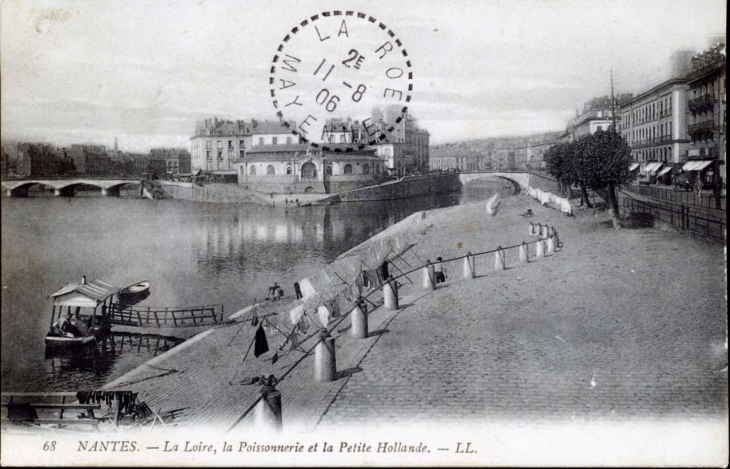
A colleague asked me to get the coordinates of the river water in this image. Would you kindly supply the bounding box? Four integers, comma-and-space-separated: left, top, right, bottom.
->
1, 181, 502, 392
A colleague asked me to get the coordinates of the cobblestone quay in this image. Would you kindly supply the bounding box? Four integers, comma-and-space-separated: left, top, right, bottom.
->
320, 195, 727, 426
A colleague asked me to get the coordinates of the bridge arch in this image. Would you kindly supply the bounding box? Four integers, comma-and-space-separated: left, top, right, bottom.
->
55, 182, 105, 196
459, 172, 530, 194
4, 182, 56, 197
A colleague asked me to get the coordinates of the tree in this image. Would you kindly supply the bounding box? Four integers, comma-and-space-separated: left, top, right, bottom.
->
579, 129, 633, 226
545, 142, 575, 198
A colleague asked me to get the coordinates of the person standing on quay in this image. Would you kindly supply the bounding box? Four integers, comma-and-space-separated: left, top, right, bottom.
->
434, 257, 446, 284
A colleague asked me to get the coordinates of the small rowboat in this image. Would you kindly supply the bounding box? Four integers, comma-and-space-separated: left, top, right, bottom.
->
118, 281, 150, 303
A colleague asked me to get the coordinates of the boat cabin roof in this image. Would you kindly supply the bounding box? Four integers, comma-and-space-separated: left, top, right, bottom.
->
49, 278, 117, 307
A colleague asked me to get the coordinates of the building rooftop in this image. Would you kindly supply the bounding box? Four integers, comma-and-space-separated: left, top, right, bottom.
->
251, 121, 295, 135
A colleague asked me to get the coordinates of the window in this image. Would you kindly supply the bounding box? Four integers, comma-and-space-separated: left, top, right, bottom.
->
259, 138, 264, 145
206, 150, 211, 160
228, 140, 233, 148
206, 141, 212, 149
273, 137, 278, 145
363, 164, 370, 175
217, 141, 223, 149
266, 165, 276, 175
344, 164, 353, 174
286, 166, 292, 175
250, 166, 257, 175
217, 151, 223, 161
326, 165, 333, 175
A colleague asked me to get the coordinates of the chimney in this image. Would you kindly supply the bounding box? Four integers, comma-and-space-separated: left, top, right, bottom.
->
81, 275, 86, 285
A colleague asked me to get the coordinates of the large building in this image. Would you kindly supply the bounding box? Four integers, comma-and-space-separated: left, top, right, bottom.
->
190, 118, 297, 176
685, 41, 726, 182
619, 52, 694, 181
568, 94, 633, 141
233, 143, 384, 194
379, 106, 430, 175
429, 149, 485, 172
68, 144, 110, 175
193, 109, 429, 186
15, 143, 75, 177
150, 148, 192, 176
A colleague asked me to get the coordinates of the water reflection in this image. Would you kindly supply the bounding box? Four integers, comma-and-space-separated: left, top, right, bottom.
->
44, 332, 185, 391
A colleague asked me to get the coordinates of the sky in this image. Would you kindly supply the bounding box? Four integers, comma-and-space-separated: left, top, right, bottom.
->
1, 0, 726, 152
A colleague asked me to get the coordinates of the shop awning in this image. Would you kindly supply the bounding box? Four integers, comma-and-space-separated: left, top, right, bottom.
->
682, 160, 714, 171
629, 163, 640, 171
657, 167, 672, 176
650, 163, 664, 175
643, 162, 662, 173
694, 160, 714, 171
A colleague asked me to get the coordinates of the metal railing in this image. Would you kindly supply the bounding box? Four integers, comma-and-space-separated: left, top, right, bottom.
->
624, 184, 726, 211
107, 304, 225, 328
225, 230, 561, 433
621, 194, 726, 242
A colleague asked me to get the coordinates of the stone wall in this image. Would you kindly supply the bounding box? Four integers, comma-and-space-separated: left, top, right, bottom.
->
161, 182, 262, 203
336, 173, 462, 202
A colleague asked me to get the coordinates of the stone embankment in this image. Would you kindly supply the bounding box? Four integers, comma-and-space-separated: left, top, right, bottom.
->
159, 173, 462, 206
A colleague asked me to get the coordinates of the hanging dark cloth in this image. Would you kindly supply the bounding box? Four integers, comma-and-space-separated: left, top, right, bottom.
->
297, 314, 309, 333
253, 324, 269, 357
380, 260, 389, 280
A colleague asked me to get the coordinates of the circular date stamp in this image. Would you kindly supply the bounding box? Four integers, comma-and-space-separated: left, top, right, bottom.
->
270, 11, 413, 151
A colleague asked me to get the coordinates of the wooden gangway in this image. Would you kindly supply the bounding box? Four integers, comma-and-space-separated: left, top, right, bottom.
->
107, 303, 225, 328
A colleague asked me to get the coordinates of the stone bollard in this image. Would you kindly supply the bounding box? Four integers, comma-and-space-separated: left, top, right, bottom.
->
255, 375, 283, 432
519, 242, 529, 263
350, 297, 368, 339
494, 247, 506, 270
529, 221, 535, 236
315, 329, 336, 382
422, 261, 436, 291
463, 252, 475, 279
551, 226, 560, 248
541, 224, 550, 238
383, 279, 399, 310
535, 239, 544, 258
546, 236, 555, 255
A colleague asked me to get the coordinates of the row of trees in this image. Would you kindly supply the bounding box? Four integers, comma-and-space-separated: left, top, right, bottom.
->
544, 129, 632, 223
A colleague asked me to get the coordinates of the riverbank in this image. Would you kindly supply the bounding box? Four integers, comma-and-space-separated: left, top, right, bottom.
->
8, 185, 724, 465
88, 184, 725, 447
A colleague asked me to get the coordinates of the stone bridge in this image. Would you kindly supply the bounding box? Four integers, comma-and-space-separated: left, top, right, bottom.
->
1, 179, 142, 197
459, 172, 532, 191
